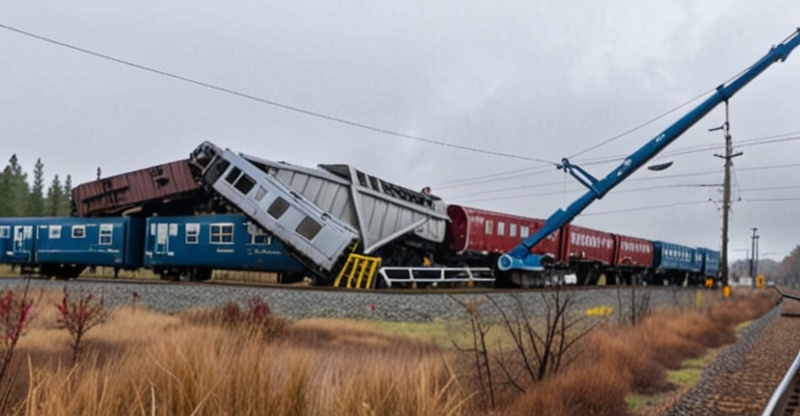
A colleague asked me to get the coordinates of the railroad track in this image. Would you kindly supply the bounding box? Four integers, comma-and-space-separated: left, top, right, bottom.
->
665, 289, 800, 416
14, 274, 707, 295
764, 350, 800, 415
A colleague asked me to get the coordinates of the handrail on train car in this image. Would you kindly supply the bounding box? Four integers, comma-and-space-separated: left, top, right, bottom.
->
378, 267, 495, 288
763, 349, 800, 415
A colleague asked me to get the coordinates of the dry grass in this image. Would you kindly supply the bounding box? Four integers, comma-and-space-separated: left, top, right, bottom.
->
0, 285, 778, 415
505, 290, 778, 416
3, 293, 470, 416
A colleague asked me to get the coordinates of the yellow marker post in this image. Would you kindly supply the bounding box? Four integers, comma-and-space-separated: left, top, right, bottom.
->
585, 306, 613, 316
756, 274, 765, 289
723, 285, 731, 299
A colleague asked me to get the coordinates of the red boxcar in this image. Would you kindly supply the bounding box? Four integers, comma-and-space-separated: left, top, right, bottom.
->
446, 205, 560, 258
72, 159, 202, 217
558, 224, 616, 266
612, 234, 654, 268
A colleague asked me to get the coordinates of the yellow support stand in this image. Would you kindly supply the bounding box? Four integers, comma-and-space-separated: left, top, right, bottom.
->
333, 254, 382, 289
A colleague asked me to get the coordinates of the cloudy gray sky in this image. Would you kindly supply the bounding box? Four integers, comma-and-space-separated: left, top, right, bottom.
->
1, 1, 799, 263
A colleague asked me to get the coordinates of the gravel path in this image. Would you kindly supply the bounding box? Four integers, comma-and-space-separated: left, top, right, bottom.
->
667, 297, 800, 415
0, 277, 699, 322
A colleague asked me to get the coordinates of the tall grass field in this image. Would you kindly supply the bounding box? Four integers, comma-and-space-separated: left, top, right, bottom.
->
0, 285, 777, 415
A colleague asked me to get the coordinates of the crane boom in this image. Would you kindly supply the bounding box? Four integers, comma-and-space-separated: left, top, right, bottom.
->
499, 29, 800, 272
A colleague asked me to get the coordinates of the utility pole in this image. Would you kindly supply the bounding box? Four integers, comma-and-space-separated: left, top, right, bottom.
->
750, 227, 759, 280
712, 100, 742, 288
755, 232, 760, 277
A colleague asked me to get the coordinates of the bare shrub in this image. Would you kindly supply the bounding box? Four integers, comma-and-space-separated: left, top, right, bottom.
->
185, 297, 287, 342
449, 288, 606, 411
0, 282, 33, 413
490, 290, 604, 385
448, 297, 495, 411
55, 287, 107, 366
616, 283, 652, 326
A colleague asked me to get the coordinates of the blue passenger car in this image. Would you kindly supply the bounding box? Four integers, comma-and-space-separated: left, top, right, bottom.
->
652, 241, 703, 284
0, 216, 145, 278
0, 217, 48, 265
144, 214, 308, 282
698, 248, 720, 278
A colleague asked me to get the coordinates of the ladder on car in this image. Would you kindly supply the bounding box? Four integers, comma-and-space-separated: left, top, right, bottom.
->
334, 254, 382, 289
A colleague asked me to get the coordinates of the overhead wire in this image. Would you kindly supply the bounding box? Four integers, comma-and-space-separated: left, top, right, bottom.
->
580, 200, 711, 217
746, 197, 800, 202
564, 188, 800, 217
456, 183, 722, 202
566, 91, 714, 159
451, 162, 800, 203
434, 131, 800, 191
566, 60, 759, 159
6, 22, 798, 203
433, 165, 554, 189
0, 22, 558, 165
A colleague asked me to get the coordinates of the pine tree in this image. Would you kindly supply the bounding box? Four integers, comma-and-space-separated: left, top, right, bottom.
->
28, 158, 45, 216
62, 174, 73, 216
0, 166, 10, 216
4, 155, 29, 216
46, 174, 64, 217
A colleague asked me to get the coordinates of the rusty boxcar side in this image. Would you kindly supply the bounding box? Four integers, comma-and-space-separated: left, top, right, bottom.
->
72, 159, 205, 217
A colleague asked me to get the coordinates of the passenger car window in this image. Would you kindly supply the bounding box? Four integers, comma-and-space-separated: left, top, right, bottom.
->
72, 226, 86, 238
186, 223, 200, 244
99, 224, 113, 245
296, 217, 322, 241
268, 198, 290, 219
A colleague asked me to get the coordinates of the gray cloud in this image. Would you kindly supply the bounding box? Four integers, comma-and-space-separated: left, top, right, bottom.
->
1, 0, 798, 262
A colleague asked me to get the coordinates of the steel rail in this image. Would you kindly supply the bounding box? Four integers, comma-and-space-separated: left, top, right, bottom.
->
763, 349, 800, 415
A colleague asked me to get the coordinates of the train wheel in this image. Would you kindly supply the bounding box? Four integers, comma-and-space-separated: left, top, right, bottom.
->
188, 268, 212, 282
278, 272, 305, 284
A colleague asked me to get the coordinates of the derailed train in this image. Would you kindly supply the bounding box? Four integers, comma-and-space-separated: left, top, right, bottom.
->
0, 145, 719, 288
5, 30, 798, 288
0, 206, 719, 287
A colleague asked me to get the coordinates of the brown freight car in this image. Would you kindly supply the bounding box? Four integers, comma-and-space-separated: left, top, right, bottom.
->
72, 159, 210, 217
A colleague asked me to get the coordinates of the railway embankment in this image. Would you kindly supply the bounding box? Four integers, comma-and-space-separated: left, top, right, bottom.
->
0, 276, 785, 414
665, 287, 800, 415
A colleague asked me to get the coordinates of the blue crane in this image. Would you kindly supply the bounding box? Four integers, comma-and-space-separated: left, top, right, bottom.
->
499, 29, 800, 273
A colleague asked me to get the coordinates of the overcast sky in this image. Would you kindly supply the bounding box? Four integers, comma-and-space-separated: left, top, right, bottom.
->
1, 1, 799, 263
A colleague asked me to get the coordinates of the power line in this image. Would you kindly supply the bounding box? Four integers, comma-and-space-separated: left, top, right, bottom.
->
452, 162, 800, 203
576, 132, 800, 168
452, 182, 720, 202
740, 184, 800, 192
567, 60, 758, 159
435, 130, 800, 191
745, 197, 800, 202
433, 165, 554, 189
567, 91, 714, 159
580, 200, 711, 216
447, 179, 567, 199
0, 22, 558, 165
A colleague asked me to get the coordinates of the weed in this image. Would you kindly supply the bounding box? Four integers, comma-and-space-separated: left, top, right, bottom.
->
55, 287, 107, 366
